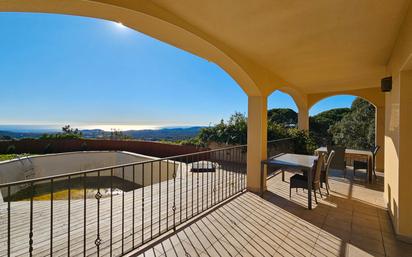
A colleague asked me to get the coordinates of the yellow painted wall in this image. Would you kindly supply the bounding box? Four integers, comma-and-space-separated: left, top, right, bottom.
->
398, 70, 412, 237
386, 3, 412, 240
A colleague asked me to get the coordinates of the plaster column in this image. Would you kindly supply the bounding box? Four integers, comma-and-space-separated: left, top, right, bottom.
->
397, 69, 412, 239
247, 96, 267, 193
375, 106, 385, 172
298, 106, 309, 130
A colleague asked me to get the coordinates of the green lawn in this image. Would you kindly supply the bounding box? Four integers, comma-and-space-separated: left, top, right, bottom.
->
0, 154, 31, 162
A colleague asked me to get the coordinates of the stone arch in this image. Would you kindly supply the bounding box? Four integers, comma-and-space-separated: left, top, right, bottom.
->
0, 0, 261, 96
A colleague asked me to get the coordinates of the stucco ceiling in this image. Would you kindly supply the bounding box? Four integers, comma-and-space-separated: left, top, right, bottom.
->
151, 0, 410, 93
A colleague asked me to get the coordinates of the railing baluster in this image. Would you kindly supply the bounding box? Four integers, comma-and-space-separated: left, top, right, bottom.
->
29, 182, 34, 257
235, 148, 238, 193
132, 165, 135, 248
95, 171, 101, 257
185, 156, 188, 221
231, 148, 235, 196
241, 148, 244, 190
83, 173, 86, 257
206, 158, 209, 209
50, 178, 54, 257
166, 159, 169, 230
158, 161, 161, 236
67, 176, 71, 257
225, 150, 228, 199
191, 156, 194, 218
236, 148, 240, 193
240, 148, 243, 190
201, 159, 204, 212
234, 148, 237, 194
197, 155, 200, 215
141, 164, 145, 245
179, 159, 182, 224
150, 162, 153, 240
229, 149, 232, 197
173, 159, 176, 230
216, 150, 220, 204
110, 169, 113, 257
242, 147, 247, 190
212, 153, 215, 206
219, 149, 222, 203
7, 185, 11, 257
122, 167, 125, 255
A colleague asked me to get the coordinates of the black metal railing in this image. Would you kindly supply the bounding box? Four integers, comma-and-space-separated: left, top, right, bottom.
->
267, 138, 295, 158
0, 144, 249, 257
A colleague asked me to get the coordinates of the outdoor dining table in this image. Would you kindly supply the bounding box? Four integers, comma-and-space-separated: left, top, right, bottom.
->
314, 147, 373, 183
261, 153, 318, 210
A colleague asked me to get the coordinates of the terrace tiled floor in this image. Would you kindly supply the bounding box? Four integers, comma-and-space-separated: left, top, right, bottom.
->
129, 169, 412, 257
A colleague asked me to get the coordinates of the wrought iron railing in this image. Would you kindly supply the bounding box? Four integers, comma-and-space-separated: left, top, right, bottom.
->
267, 138, 294, 158
0, 144, 248, 256
0, 138, 293, 256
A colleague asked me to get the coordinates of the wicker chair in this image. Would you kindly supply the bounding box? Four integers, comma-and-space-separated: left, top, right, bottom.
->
289, 153, 324, 204
321, 150, 335, 195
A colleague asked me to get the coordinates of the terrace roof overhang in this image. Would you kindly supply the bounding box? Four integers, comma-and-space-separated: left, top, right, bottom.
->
1, 0, 409, 98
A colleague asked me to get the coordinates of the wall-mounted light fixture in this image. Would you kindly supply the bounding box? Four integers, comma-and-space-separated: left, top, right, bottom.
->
381, 76, 392, 92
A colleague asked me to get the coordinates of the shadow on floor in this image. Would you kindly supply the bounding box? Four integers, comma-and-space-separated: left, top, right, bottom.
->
129, 171, 412, 257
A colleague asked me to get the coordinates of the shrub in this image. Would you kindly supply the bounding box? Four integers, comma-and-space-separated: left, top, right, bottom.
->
81, 142, 88, 151
287, 128, 317, 154
43, 143, 52, 154
6, 144, 16, 154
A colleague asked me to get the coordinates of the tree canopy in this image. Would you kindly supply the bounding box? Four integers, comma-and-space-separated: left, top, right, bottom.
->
268, 108, 297, 127
40, 125, 83, 139
190, 111, 316, 154
188, 97, 375, 153
197, 112, 247, 145
309, 108, 351, 146
329, 98, 375, 150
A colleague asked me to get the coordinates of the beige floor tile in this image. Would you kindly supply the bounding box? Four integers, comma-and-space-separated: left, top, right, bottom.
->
320, 226, 351, 242
351, 225, 382, 242
345, 243, 385, 257
349, 235, 385, 256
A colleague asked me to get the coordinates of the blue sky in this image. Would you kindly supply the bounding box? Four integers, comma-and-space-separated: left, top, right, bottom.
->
0, 13, 355, 130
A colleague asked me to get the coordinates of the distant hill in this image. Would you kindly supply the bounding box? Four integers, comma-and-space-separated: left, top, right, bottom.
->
124, 127, 203, 141
0, 127, 204, 141
0, 130, 44, 139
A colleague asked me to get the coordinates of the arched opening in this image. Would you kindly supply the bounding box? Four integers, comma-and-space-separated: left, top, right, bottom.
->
0, 11, 254, 257
267, 90, 299, 128
0, 1, 260, 96
309, 94, 376, 150
309, 94, 385, 182
0, 12, 248, 135
266, 90, 312, 155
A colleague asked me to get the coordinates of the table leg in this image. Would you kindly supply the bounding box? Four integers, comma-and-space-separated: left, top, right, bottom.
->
282, 169, 285, 182
307, 167, 312, 210
368, 156, 373, 183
